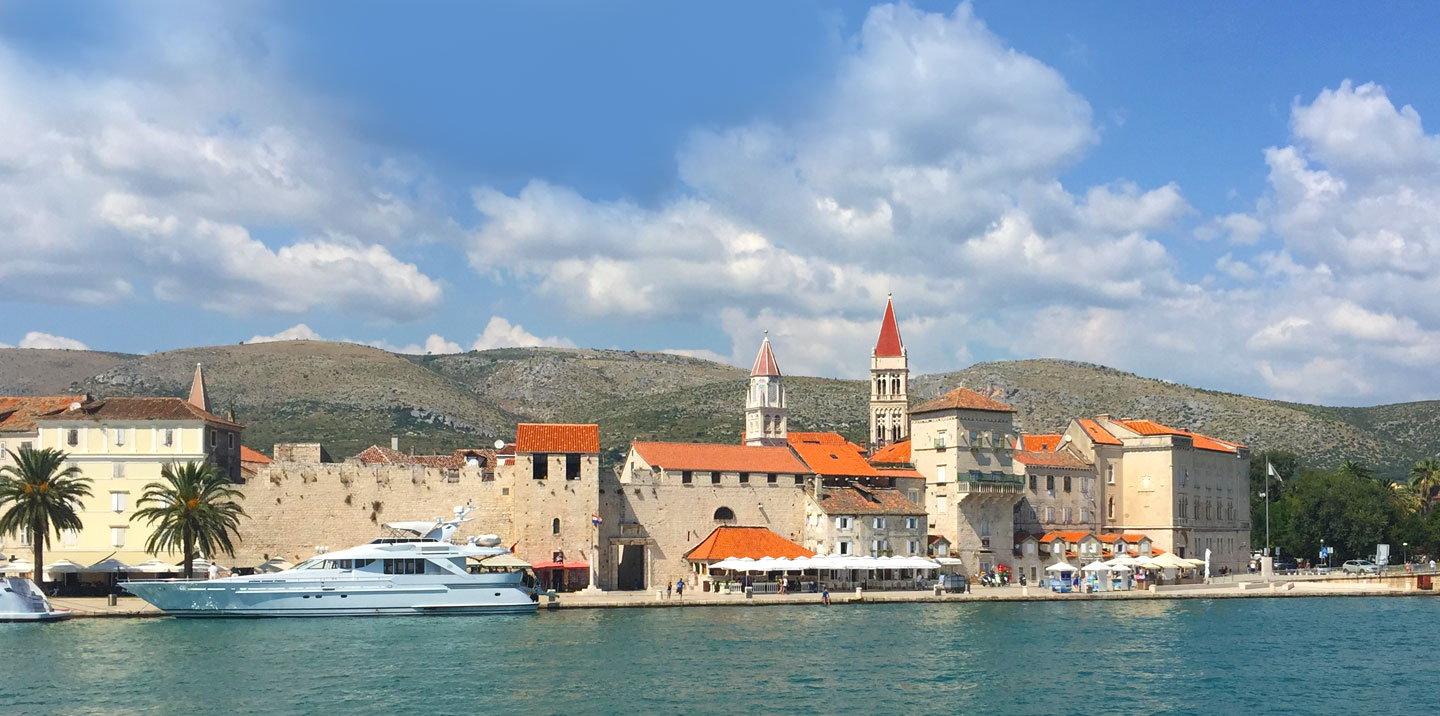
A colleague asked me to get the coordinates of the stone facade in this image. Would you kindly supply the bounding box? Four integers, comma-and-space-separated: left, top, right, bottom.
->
802, 484, 926, 558
870, 297, 909, 449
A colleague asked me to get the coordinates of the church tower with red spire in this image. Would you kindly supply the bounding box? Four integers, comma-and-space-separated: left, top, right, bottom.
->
870, 294, 909, 449
744, 332, 787, 446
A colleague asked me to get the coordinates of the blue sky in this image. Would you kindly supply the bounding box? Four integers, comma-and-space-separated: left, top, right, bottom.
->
3, 2, 1440, 406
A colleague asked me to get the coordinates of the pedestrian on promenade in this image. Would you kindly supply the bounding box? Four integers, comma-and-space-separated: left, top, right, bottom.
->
1430, 559, 1435, 572
676, 578, 685, 598
779, 577, 788, 595
666, 581, 672, 599
207, 563, 219, 580
821, 587, 831, 606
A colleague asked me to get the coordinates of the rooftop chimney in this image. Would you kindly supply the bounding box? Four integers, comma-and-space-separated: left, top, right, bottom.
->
391, 436, 399, 451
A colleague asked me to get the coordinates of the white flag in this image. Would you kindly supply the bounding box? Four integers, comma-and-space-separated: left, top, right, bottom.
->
1267, 461, 1282, 482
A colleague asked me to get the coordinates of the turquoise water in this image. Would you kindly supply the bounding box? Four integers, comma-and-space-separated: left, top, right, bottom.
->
3, 597, 1436, 715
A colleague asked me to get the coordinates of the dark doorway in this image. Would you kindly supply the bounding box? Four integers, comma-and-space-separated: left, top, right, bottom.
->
617, 543, 646, 590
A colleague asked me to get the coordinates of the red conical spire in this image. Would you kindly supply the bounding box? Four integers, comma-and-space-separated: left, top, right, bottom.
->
874, 294, 903, 357
751, 332, 781, 377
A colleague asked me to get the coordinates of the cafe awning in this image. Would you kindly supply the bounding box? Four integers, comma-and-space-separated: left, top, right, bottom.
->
531, 561, 588, 571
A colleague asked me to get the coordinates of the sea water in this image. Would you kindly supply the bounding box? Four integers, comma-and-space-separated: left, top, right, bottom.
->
3, 597, 1435, 715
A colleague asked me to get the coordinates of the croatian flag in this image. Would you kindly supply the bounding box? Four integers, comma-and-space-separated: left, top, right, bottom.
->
592, 513, 603, 526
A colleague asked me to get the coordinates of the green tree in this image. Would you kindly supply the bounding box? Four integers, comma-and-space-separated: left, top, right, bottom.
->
131, 461, 247, 579
1409, 458, 1440, 515
1337, 460, 1372, 482
1281, 467, 1398, 562
0, 447, 93, 591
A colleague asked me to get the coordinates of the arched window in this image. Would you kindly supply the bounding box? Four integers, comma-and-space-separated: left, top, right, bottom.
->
713, 506, 735, 522
552, 518, 561, 535
891, 376, 900, 394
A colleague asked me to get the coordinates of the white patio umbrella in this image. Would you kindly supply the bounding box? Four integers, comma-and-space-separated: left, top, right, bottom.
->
1, 560, 34, 574
43, 559, 86, 574
1045, 560, 1076, 573
1081, 562, 1112, 572
1184, 558, 1207, 567
85, 557, 132, 573
129, 559, 182, 573
1150, 552, 1193, 570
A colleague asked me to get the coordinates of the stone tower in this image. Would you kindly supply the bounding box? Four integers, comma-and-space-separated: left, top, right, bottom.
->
870, 295, 908, 449
744, 333, 787, 447
188, 362, 210, 413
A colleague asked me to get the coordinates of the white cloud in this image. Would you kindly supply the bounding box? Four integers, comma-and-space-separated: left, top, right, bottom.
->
1195, 213, 1266, 245
0, 13, 452, 320
470, 317, 574, 351
1215, 253, 1256, 281
247, 324, 323, 344
19, 331, 89, 350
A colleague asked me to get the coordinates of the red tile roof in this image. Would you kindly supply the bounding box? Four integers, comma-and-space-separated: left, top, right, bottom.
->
788, 432, 854, 447
685, 526, 814, 561
1018, 434, 1063, 451
632, 442, 811, 474
790, 440, 880, 478
34, 397, 242, 429
1077, 418, 1122, 446
1039, 530, 1094, 544
911, 387, 1014, 415
515, 423, 599, 453
868, 438, 910, 465
750, 336, 781, 377
812, 485, 925, 515
877, 467, 925, 480
239, 446, 272, 464
0, 395, 86, 434
874, 296, 904, 357
1116, 419, 1246, 454
1014, 448, 1092, 469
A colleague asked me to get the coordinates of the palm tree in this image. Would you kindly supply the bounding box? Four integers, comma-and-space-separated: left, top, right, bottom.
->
1410, 458, 1440, 514
132, 461, 247, 579
1338, 460, 1372, 482
0, 447, 93, 591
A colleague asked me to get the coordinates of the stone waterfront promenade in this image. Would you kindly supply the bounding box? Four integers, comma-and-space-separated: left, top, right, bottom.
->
50, 573, 1436, 617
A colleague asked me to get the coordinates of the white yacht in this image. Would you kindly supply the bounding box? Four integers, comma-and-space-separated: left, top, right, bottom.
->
0, 577, 72, 622
123, 505, 540, 617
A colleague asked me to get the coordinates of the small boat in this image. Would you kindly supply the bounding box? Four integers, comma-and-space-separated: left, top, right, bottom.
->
0, 577, 73, 622
123, 504, 540, 618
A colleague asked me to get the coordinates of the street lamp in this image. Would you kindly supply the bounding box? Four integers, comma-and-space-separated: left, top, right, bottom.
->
1403, 542, 1409, 565
1320, 538, 1325, 571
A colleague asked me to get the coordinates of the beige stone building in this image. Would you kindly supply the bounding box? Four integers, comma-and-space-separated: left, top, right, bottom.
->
1013, 434, 1100, 536
803, 484, 926, 558
1062, 415, 1251, 572
0, 395, 85, 469
909, 388, 1023, 575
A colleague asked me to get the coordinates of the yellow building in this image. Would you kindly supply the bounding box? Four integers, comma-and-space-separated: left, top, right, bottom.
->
0, 366, 243, 570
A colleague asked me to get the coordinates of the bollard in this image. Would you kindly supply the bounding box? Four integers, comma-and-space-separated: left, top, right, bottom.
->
745, 586, 754, 599
933, 584, 942, 596
108, 594, 118, 607
656, 589, 664, 601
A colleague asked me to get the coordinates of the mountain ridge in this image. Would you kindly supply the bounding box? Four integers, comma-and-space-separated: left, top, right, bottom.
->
1, 343, 1434, 479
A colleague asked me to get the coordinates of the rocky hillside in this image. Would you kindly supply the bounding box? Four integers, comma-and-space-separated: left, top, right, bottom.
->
1, 344, 1434, 478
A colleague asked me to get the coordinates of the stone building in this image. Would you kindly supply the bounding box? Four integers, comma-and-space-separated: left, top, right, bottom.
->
509, 423, 601, 585
744, 334, 787, 447
909, 388, 1023, 576
1013, 434, 1100, 536
1062, 415, 1251, 572
869, 295, 909, 450
803, 483, 926, 558
0, 394, 85, 468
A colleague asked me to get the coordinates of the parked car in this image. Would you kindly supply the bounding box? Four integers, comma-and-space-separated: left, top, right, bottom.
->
1341, 559, 1379, 574
1272, 559, 1299, 572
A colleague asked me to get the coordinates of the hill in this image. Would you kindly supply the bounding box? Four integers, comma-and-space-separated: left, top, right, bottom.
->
1, 343, 1433, 478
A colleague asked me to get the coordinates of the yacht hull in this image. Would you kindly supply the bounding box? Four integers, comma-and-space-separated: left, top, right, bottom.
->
124, 577, 539, 618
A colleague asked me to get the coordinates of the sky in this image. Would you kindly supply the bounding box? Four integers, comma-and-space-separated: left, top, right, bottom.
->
2, 1, 1439, 407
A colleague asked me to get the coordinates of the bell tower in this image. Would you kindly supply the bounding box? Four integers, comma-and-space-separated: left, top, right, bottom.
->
744, 333, 787, 447
870, 294, 908, 450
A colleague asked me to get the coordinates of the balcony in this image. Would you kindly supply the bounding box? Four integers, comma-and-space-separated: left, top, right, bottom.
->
954, 471, 1025, 495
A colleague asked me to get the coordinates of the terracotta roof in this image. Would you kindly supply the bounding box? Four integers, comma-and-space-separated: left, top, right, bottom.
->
868, 438, 911, 465
34, 397, 242, 429
356, 445, 496, 469
1115, 419, 1246, 454
1039, 531, 1094, 544
928, 534, 950, 545
874, 297, 904, 357
750, 336, 781, 377
1018, 434, 1063, 451
1097, 534, 1122, 544
353, 445, 411, 465
788, 432, 854, 447
632, 442, 811, 474
812, 485, 925, 516
0, 395, 86, 434
790, 440, 880, 478
1077, 419, 1122, 446
239, 446, 272, 464
515, 423, 599, 453
1014, 448, 1091, 469
877, 467, 924, 480
911, 387, 1014, 415
1120, 533, 1148, 542
685, 526, 814, 561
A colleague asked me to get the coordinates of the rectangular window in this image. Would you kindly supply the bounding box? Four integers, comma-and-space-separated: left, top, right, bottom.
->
836, 516, 852, 530
908, 540, 919, 555
115, 429, 125, 447
1107, 464, 1115, 484
937, 465, 947, 484
681, 471, 693, 485
565, 453, 581, 480
228, 433, 235, 449
872, 539, 881, 555
1080, 507, 1089, 523
767, 473, 777, 484
873, 517, 885, 529
1025, 542, 1035, 555
1029, 475, 1037, 491
907, 489, 920, 506
67, 429, 79, 446
936, 495, 947, 513
1046, 506, 1055, 522
163, 429, 175, 447
1064, 475, 1072, 492
1063, 507, 1072, 524
209, 430, 217, 448
532, 454, 549, 479
1046, 475, 1055, 491
838, 541, 852, 556
110, 492, 126, 512
794, 475, 804, 485
905, 516, 919, 530
62, 529, 79, 547
739, 472, 749, 484
20, 441, 31, 451
110, 527, 126, 548
112, 463, 125, 478
711, 472, 721, 485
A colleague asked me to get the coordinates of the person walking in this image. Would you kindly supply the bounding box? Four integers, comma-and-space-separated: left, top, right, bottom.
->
821, 587, 831, 606
666, 581, 672, 599
676, 578, 685, 598
207, 562, 219, 580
